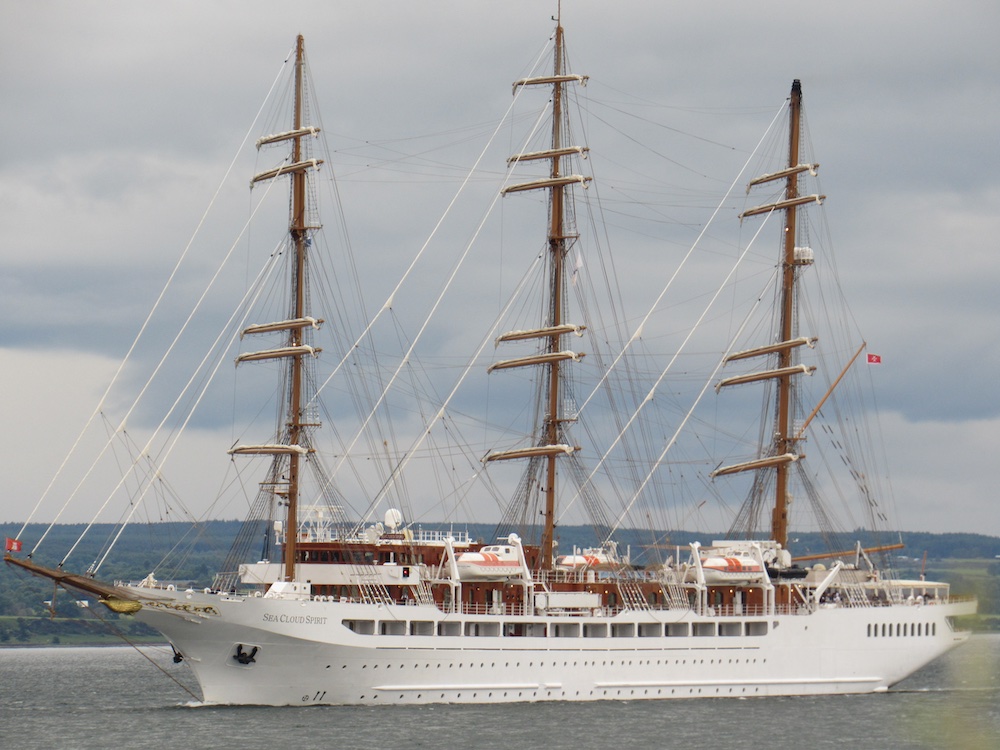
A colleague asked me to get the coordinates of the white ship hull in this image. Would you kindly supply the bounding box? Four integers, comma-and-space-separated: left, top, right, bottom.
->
130, 586, 974, 706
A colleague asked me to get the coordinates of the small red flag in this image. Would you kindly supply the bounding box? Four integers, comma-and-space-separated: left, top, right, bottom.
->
867, 353, 882, 364
5, 537, 22, 552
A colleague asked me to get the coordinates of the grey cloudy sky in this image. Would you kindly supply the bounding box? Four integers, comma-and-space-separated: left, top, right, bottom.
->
2, 1, 998, 536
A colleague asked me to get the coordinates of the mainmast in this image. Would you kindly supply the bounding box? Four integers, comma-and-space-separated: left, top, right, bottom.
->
488, 20, 590, 568
541, 23, 568, 569
714, 80, 824, 547
284, 35, 309, 581
231, 35, 324, 582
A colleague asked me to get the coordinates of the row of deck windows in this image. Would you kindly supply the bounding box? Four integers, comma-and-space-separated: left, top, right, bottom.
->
300, 550, 429, 565
867, 621, 936, 637
342, 619, 770, 638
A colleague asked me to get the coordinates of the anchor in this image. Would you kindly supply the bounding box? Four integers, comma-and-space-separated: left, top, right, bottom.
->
233, 644, 258, 664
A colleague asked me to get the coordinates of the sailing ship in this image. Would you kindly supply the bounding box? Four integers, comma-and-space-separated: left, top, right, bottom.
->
6, 23, 976, 706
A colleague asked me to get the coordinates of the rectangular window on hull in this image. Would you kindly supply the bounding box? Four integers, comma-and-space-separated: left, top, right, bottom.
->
612, 623, 635, 638
553, 622, 581, 638
719, 622, 741, 637
638, 623, 662, 637
465, 621, 501, 637
343, 619, 375, 635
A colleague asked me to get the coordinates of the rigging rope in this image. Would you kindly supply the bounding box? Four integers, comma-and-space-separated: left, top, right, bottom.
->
65, 223, 284, 573
550, 99, 788, 528
92, 242, 285, 574
80, 595, 201, 701
20, 50, 297, 562
306, 53, 556, 524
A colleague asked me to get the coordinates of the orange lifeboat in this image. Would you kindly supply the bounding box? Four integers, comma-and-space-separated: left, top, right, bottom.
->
456, 545, 522, 581
699, 552, 764, 583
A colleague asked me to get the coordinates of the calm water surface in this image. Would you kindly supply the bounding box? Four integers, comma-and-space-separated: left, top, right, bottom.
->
1, 635, 997, 750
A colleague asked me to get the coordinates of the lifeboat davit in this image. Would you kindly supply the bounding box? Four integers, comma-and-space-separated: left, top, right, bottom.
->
456, 545, 522, 581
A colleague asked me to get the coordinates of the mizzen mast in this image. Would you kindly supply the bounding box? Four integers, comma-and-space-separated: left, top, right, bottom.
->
771, 79, 805, 547
489, 20, 590, 568
231, 35, 324, 582
715, 79, 825, 547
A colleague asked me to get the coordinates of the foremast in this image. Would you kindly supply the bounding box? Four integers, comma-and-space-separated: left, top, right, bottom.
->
487, 20, 590, 569
714, 80, 824, 547
231, 35, 324, 582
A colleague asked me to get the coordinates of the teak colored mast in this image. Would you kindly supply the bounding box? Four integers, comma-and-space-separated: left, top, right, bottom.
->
772, 79, 803, 548
283, 34, 308, 580
721, 80, 824, 542
540, 23, 568, 569
489, 17, 589, 568
229, 35, 324, 587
